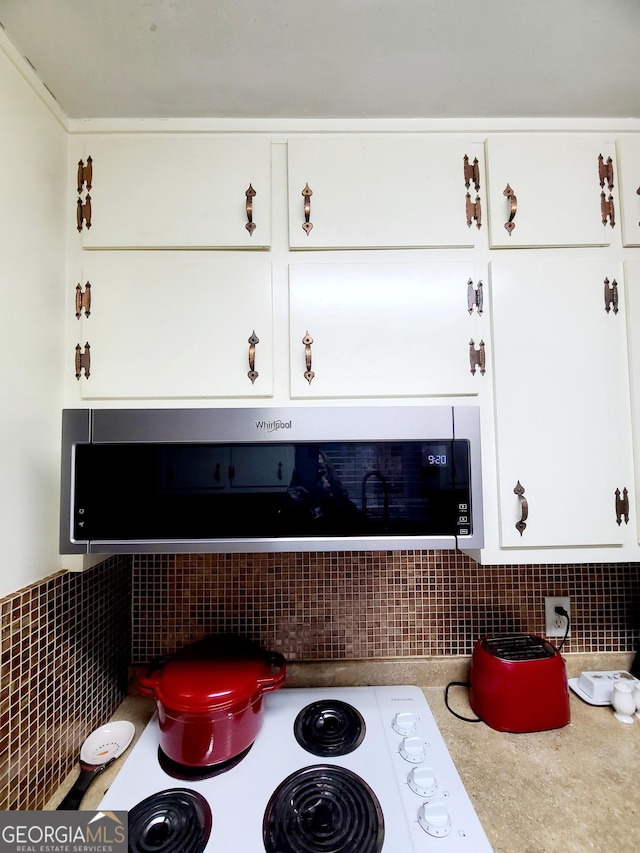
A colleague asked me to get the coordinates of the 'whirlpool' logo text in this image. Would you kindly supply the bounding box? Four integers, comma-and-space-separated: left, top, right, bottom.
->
255, 420, 292, 432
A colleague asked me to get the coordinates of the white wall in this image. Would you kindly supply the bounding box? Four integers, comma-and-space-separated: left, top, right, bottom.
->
0, 33, 68, 597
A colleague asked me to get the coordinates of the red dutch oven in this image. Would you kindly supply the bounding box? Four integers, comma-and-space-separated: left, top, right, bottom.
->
138, 637, 286, 768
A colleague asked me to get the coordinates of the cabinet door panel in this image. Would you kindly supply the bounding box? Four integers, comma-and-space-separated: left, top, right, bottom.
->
76, 254, 273, 399
491, 258, 633, 548
78, 135, 271, 248
616, 137, 640, 247
624, 261, 640, 543
486, 135, 617, 248
287, 136, 484, 249
289, 262, 485, 398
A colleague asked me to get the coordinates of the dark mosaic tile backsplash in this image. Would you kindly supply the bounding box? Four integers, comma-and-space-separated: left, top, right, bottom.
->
132, 551, 640, 662
2, 549, 639, 810
0, 558, 131, 810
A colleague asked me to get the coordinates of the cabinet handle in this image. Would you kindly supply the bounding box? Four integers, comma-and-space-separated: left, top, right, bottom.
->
277, 462, 283, 481
245, 184, 256, 235
503, 184, 517, 234
75, 343, 91, 380
601, 192, 615, 228
77, 157, 93, 193
469, 339, 486, 375
615, 487, 629, 526
463, 155, 480, 192
76, 194, 92, 232
75, 282, 92, 319
636, 185, 640, 226
465, 193, 482, 229
514, 481, 528, 536
301, 183, 313, 234
604, 278, 619, 314
302, 331, 315, 384
214, 463, 221, 483
247, 331, 259, 383
598, 154, 614, 190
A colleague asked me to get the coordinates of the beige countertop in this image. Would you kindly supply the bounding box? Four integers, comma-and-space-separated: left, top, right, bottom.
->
47, 653, 640, 853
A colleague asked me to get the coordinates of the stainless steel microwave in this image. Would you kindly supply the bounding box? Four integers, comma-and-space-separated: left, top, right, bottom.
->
60, 405, 483, 554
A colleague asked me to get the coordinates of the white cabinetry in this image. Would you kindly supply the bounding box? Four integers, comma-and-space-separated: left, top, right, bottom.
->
616, 136, 640, 247
486, 135, 618, 248
75, 134, 271, 248
288, 262, 486, 398
624, 260, 640, 543
74, 253, 273, 399
490, 257, 634, 549
287, 136, 485, 249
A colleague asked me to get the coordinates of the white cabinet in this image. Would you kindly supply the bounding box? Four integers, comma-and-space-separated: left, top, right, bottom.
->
287, 136, 485, 249
624, 260, 640, 543
75, 134, 271, 248
288, 262, 487, 398
74, 253, 273, 399
616, 136, 640, 247
490, 257, 634, 549
486, 135, 619, 248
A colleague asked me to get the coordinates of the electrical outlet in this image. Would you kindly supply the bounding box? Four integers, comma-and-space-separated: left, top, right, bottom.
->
544, 596, 571, 637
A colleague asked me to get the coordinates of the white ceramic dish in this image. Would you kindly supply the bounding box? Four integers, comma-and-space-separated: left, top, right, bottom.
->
569, 671, 639, 706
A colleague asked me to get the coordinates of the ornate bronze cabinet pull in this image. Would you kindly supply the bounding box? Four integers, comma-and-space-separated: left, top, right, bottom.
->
463, 155, 480, 192
245, 184, 256, 235
75, 343, 91, 380
598, 154, 614, 190
75, 282, 92, 318
247, 331, 259, 383
466, 193, 482, 229
77, 157, 93, 193
601, 192, 615, 227
302, 331, 315, 383
503, 184, 517, 234
604, 278, 619, 314
615, 487, 629, 526
514, 481, 528, 535
76, 194, 92, 232
301, 184, 313, 234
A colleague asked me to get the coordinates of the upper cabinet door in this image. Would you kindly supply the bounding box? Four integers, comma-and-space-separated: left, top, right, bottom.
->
624, 260, 640, 543
491, 258, 633, 549
76, 135, 271, 248
616, 136, 640, 247
74, 253, 273, 399
486, 135, 618, 248
288, 261, 486, 398
287, 136, 485, 249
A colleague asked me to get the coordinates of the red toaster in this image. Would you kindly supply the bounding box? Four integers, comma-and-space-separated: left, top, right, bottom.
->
469, 634, 570, 733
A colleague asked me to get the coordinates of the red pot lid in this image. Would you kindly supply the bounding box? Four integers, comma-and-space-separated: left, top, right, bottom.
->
141, 641, 286, 713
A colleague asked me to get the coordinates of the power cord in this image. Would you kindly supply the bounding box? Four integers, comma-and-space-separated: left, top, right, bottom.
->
444, 681, 482, 723
554, 605, 571, 652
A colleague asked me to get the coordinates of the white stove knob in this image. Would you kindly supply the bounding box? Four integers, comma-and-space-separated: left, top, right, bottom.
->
417, 802, 452, 838
408, 765, 438, 798
392, 712, 416, 735
399, 735, 426, 763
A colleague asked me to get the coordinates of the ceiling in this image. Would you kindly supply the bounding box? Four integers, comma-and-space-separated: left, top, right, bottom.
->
1, 0, 640, 121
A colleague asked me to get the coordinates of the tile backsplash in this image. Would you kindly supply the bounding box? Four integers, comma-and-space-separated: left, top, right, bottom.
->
0, 558, 131, 811
3, 549, 639, 810
132, 551, 640, 662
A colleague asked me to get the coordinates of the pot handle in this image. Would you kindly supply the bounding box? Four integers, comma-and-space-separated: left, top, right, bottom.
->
137, 656, 167, 697
257, 652, 287, 693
